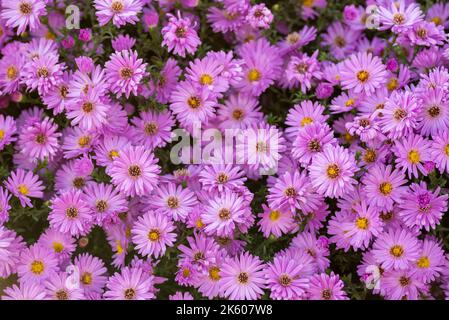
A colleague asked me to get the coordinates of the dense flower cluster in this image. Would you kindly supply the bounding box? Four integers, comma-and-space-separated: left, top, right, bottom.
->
1, 0, 449, 301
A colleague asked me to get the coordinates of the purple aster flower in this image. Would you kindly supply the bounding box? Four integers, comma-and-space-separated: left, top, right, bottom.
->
37, 228, 76, 263
372, 228, 421, 271
22, 53, 65, 96
382, 269, 425, 300
0, 53, 24, 94
340, 52, 387, 96
44, 272, 85, 300
5, 169, 44, 207
219, 252, 266, 300
430, 131, 449, 174
48, 190, 93, 237
109, 145, 161, 197
185, 56, 229, 96
246, 4, 273, 29
17, 244, 59, 284
417, 88, 449, 137
307, 272, 348, 300
152, 58, 181, 104
398, 182, 448, 231
93, 135, 131, 168
277, 26, 317, 56
74, 253, 108, 295
94, 0, 143, 27
413, 237, 445, 284
111, 34, 136, 51
199, 164, 246, 193
0, 114, 17, 151
130, 110, 174, 150
321, 21, 360, 59
54, 160, 93, 194
82, 182, 128, 226
105, 50, 148, 98
406, 21, 446, 47
291, 232, 330, 272
285, 51, 322, 93
308, 145, 357, 198
131, 211, 177, 258
0, 227, 25, 278
394, 134, 431, 179
2, 282, 47, 300
66, 88, 109, 131
378, 0, 424, 33
161, 12, 201, 58
104, 266, 155, 300
42, 71, 71, 115
0, 0, 47, 35
285, 100, 328, 142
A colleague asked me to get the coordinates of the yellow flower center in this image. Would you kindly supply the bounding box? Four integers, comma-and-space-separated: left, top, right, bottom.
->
78, 136, 90, 147
300, 117, 313, 127
445, 144, 449, 157
431, 17, 442, 26
355, 217, 369, 230
196, 218, 204, 229
81, 272, 92, 285
109, 149, 119, 160
200, 74, 213, 85
187, 96, 201, 109
182, 268, 190, 277
148, 229, 160, 242
357, 70, 369, 83
302, 0, 314, 7
269, 210, 281, 221
345, 99, 355, 107
326, 164, 340, 179
247, 69, 261, 82
390, 245, 404, 258
111, 1, 124, 12
18, 184, 29, 195
407, 150, 420, 164
209, 266, 221, 281
387, 77, 398, 91
116, 241, 123, 255
6, 66, 18, 80
0, 130, 5, 140
379, 182, 393, 195
417, 256, 430, 269
31, 260, 44, 275
53, 242, 64, 253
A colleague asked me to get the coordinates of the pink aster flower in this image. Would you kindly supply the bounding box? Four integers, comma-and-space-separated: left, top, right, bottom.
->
131, 211, 177, 258
104, 267, 155, 300
0, 227, 25, 278
373, 228, 421, 271
111, 34, 136, 51
109, 145, 161, 197
378, 0, 424, 33
37, 228, 76, 263
285, 100, 329, 142
5, 169, 44, 207
340, 52, 387, 96
291, 232, 330, 272
0, 53, 25, 94
398, 182, 448, 231
161, 12, 201, 57
246, 4, 273, 29
430, 131, 449, 174
22, 53, 65, 96
42, 71, 71, 115
219, 252, 266, 300
199, 164, 246, 193
49, 190, 93, 237
130, 110, 174, 150
393, 134, 431, 179
94, 0, 143, 27
257, 204, 294, 238
382, 269, 425, 300
93, 135, 131, 168
18, 117, 61, 161
321, 21, 360, 60
74, 253, 108, 295
285, 51, 322, 93
308, 145, 357, 198
145, 182, 197, 222
413, 237, 445, 284
66, 88, 109, 131
377, 90, 420, 139
178, 233, 222, 271
0, 0, 47, 35
2, 282, 47, 300
362, 164, 408, 211
202, 190, 247, 237
17, 244, 59, 284
0, 114, 17, 151
185, 56, 228, 95
152, 58, 181, 104
105, 50, 148, 98
307, 272, 348, 300
44, 272, 85, 300
417, 88, 449, 137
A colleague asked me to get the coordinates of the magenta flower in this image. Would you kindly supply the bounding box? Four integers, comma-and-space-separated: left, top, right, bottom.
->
94, 0, 143, 27
74, 253, 108, 295
307, 272, 348, 300
130, 110, 174, 150
161, 12, 201, 57
0, 0, 47, 35
104, 267, 155, 300
17, 244, 59, 284
5, 169, 44, 207
0, 114, 17, 151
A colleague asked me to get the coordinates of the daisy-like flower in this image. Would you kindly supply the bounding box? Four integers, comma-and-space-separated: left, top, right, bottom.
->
406, 21, 446, 47
217, 93, 262, 130
111, 34, 136, 51
104, 267, 155, 300
170, 81, 216, 131
430, 131, 449, 174
199, 164, 246, 193
0, 0, 47, 35
0, 53, 24, 94
267, 171, 320, 214
266, 253, 311, 300
94, 0, 143, 27
17, 244, 59, 284
382, 269, 425, 300
42, 71, 71, 115
378, 0, 424, 33
292, 123, 336, 166
291, 232, 330, 272
5, 169, 44, 207
340, 52, 387, 96
161, 12, 201, 57
321, 21, 360, 60
2, 282, 47, 300
93, 135, 131, 168
220, 252, 266, 300
153, 58, 181, 104
277, 26, 317, 56
48, 190, 92, 237
82, 182, 128, 226
185, 56, 228, 95
362, 164, 408, 211
417, 88, 449, 137
146, 182, 197, 222
0, 187, 12, 224
202, 190, 247, 237
105, 50, 148, 98
61, 126, 98, 160
44, 272, 85, 301
285, 51, 322, 93
74, 253, 108, 295
308, 145, 357, 198
109, 146, 161, 197
372, 228, 421, 271
131, 211, 177, 258
38, 228, 76, 263
18, 117, 61, 161
398, 182, 448, 231
343, 200, 383, 250
378, 90, 420, 139
307, 272, 348, 300
246, 4, 273, 29
393, 134, 431, 179
0, 114, 17, 151
285, 100, 329, 142
22, 53, 65, 96
130, 110, 174, 150
54, 160, 93, 194
413, 238, 445, 284
0, 227, 24, 278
